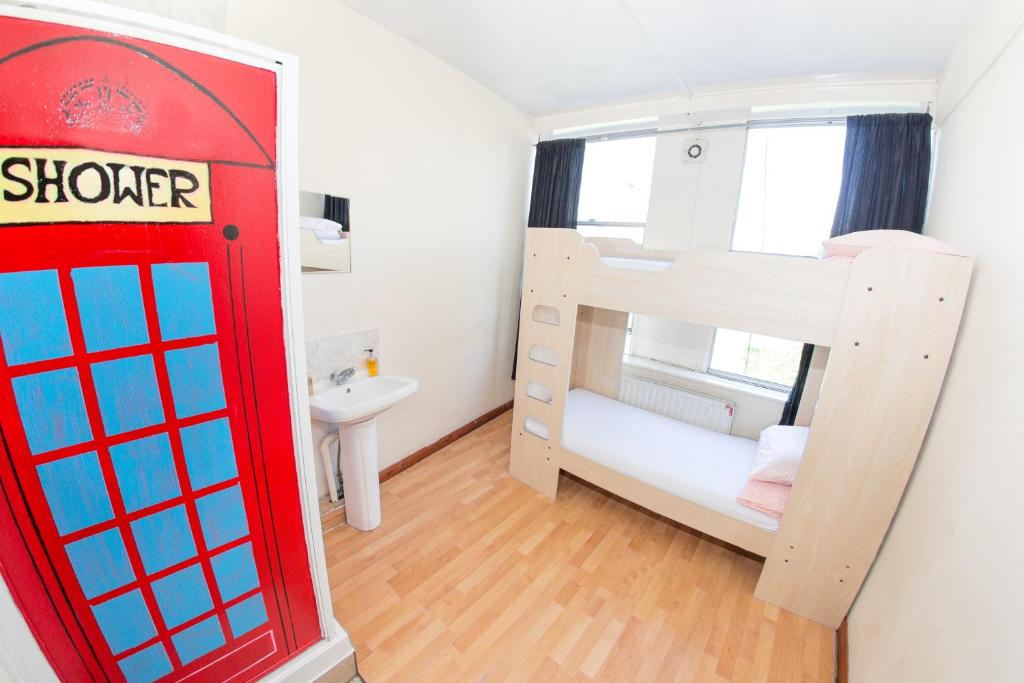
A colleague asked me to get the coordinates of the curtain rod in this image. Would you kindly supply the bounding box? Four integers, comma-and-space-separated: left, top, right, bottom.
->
565, 115, 848, 144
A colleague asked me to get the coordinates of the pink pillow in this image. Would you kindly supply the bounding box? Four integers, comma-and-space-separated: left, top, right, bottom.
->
822, 230, 964, 262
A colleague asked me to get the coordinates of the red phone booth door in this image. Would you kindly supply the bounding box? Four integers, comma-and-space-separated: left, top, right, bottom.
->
0, 16, 320, 683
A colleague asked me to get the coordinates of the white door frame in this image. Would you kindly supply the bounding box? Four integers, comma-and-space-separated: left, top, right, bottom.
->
0, 1, 351, 680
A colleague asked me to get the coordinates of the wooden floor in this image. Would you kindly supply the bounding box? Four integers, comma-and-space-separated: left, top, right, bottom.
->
324, 411, 835, 682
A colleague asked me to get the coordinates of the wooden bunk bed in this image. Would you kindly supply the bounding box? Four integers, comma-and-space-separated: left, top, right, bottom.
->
509, 228, 972, 628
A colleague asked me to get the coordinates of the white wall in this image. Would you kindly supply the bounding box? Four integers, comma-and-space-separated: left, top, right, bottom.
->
848, 1, 1024, 680
97, 0, 228, 31
99, 0, 535, 495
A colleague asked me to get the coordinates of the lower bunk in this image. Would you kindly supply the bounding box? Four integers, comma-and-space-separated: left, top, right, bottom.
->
560, 388, 777, 557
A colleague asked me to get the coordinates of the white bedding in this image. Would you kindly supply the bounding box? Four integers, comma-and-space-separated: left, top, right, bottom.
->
562, 388, 779, 531
599, 256, 673, 271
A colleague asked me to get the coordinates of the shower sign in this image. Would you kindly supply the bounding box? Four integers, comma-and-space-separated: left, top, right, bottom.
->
0, 147, 211, 225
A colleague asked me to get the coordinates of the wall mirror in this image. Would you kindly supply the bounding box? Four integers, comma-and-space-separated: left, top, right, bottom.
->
299, 189, 351, 273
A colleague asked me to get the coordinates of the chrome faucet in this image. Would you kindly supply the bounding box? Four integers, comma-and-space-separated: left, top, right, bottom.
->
330, 367, 356, 385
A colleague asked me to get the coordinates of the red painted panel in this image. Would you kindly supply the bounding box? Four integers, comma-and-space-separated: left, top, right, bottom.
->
0, 15, 320, 683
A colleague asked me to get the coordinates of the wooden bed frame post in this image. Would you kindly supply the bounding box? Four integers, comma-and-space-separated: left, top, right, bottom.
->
509, 230, 585, 498
755, 248, 973, 628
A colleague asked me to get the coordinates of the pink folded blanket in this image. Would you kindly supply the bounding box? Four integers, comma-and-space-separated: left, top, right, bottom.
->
737, 478, 791, 520
821, 229, 965, 262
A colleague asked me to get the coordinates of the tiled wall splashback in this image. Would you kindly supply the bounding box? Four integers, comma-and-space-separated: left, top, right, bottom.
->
305, 328, 380, 394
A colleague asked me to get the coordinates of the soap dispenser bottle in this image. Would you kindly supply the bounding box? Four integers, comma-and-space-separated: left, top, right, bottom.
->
365, 348, 378, 377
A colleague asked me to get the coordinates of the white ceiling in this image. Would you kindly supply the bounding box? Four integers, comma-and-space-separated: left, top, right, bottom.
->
338, 0, 979, 115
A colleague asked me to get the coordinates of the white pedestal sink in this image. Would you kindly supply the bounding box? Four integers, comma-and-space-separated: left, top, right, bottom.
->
309, 375, 418, 531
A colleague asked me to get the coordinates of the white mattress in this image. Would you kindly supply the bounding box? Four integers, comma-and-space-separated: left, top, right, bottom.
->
562, 388, 778, 531
599, 256, 673, 271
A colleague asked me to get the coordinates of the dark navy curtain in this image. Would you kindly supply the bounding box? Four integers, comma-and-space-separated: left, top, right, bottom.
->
323, 195, 350, 232
513, 138, 586, 379
831, 113, 933, 235
527, 139, 586, 228
780, 113, 933, 425
779, 344, 816, 426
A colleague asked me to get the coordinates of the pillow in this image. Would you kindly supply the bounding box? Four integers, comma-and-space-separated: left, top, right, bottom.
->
821, 229, 964, 262
748, 425, 810, 485
299, 216, 343, 233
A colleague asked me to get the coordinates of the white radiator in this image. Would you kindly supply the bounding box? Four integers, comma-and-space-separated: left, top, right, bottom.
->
618, 375, 735, 434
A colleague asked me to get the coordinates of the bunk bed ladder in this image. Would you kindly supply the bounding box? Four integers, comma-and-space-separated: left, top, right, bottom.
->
509, 230, 584, 498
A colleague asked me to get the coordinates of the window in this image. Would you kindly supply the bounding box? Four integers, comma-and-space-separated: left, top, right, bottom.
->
709, 329, 804, 388
730, 125, 846, 256
710, 125, 846, 389
575, 136, 656, 244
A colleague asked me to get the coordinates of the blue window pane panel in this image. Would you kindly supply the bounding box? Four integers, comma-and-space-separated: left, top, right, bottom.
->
71, 266, 148, 352
210, 542, 259, 602
37, 452, 113, 535
152, 263, 216, 342
110, 433, 181, 513
195, 485, 248, 549
165, 344, 226, 419
118, 643, 173, 683
180, 418, 237, 490
12, 368, 92, 455
71, 266, 149, 353
171, 616, 225, 665
131, 505, 197, 575
226, 593, 268, 638
0, 269, 72, 366
91, 354, 164, 436
65, 528, 135, 599
92, 589, 157, 655
151, 564, 214, 629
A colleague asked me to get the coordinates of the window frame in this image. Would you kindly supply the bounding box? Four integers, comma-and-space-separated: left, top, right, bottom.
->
727, 121, 846, 258
576, 219, 647, 230
706, 330, 797, 392
574, 134, 657, 243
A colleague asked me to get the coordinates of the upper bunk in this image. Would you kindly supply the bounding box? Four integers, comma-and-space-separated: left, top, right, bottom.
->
531, 228, 969, 348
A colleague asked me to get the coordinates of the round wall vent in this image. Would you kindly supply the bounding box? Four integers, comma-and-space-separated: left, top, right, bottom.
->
683, 138, 709, 164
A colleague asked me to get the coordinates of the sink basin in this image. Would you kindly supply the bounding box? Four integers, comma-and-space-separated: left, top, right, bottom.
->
309, 374, 417, 532
309, 375, 418, 425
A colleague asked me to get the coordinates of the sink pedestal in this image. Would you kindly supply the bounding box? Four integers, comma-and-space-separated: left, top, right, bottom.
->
338, 417, 382, 531
308, 374, 418, 532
